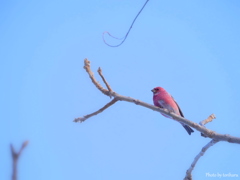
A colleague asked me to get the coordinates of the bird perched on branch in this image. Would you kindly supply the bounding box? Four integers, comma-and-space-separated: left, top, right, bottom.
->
152, 87, 194, 135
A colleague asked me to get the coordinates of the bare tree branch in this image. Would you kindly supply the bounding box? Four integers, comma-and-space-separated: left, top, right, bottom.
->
184, 115, 219, 179
83, 59, 109, 96
77, 59, 240, 144
98, 67, 113, 98
11, 141, 29, 180
77, 58, 240, 179
181, 115, 219, 179
184, 139, 219, 180
199, 114, 216, 137
200, 114, 216, 126
74, 98, 118, 122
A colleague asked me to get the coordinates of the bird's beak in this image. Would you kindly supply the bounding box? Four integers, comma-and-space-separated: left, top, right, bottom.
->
151, 89, 155, 93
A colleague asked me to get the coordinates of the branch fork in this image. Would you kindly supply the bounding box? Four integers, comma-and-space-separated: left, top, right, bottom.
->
75, 59, 240, 180
11, 141, 29, 180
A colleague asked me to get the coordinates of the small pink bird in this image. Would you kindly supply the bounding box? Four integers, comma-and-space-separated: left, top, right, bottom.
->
152, 87, 194, 135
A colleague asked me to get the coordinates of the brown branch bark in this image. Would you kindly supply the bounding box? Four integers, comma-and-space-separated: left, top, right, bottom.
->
184, 139, 219, 180
83, 59, 109, 96
76, 58, 240, 180
200, 114, 216, 126
11, 141, 29, 180
77, 59, 240, 144
199, 114, 216, 137
98, 67, 113, 97
74, 98, 118, 122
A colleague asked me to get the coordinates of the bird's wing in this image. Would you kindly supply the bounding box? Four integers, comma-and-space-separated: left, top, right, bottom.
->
156, 102, 163, 108
171, 95, 184, 118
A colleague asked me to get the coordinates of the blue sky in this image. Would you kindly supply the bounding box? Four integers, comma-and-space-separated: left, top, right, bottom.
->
1, 0, 240, 179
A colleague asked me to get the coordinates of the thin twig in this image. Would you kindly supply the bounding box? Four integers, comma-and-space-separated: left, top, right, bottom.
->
77, 59, 240, 144
74, 98, 118, 123
11, 141, 29, 180
184, 139, 219, 180
98, 67, 113, 98
84, 59, 109, 96
78, 59, 240, 180
200, 114, 216, 126
200, 114, 216, 137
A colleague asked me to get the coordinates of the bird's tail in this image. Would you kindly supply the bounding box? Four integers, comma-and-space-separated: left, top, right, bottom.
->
182, 124, 194, 135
